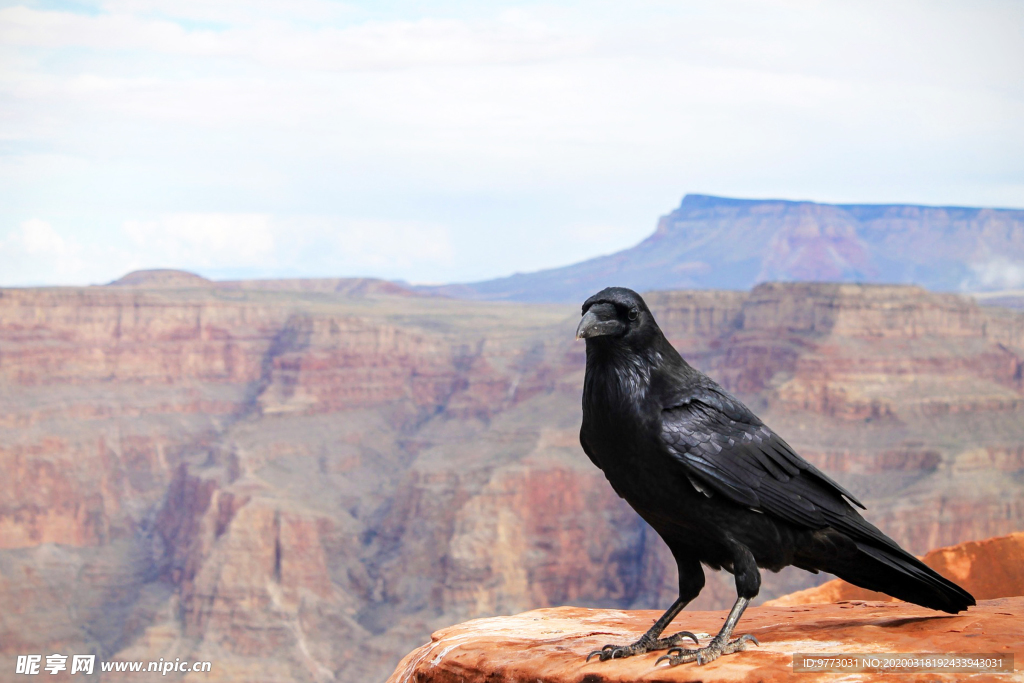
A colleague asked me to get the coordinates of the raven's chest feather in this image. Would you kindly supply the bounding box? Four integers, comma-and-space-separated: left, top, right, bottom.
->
581, 361, 670, 485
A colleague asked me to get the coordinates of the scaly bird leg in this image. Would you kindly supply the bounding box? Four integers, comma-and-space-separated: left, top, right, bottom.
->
656, 596, 759, 666
586, 597, 700, 662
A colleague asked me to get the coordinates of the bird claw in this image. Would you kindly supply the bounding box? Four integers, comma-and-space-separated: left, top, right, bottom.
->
679, 631, 700, 646
585, 645, 616, 662
734, 634, 759, 648
585, 629, 705, 664
656, 630, 699, 648
655, 634, 758, 667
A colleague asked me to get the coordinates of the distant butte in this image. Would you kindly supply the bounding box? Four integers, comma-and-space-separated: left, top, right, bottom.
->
107, 269, 424, 296
108, 268, 212, 288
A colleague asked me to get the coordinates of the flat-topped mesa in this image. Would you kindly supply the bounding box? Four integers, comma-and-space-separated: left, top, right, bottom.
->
420, 194, 1024, 302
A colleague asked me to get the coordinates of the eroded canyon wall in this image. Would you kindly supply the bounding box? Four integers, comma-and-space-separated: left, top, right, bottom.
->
1, 281, 1022, 682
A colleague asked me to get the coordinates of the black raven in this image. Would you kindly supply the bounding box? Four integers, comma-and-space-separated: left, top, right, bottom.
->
576, 287, 974, 667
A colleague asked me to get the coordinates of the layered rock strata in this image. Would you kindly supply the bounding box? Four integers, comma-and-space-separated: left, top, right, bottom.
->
1, 280, 1023, 681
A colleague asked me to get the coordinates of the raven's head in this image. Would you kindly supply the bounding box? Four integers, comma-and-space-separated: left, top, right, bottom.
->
576, 287, 655, 344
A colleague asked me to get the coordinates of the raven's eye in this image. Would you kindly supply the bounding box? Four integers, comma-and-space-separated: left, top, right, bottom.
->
628, 307, 639, 321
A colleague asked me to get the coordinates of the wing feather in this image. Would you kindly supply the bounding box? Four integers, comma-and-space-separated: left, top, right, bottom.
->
661, 388, 866, 533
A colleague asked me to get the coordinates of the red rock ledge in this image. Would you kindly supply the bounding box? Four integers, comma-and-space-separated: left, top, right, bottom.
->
387, 597, 1022, 683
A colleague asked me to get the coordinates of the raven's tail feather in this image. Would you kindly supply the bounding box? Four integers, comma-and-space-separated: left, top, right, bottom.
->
829, 542, 975, 614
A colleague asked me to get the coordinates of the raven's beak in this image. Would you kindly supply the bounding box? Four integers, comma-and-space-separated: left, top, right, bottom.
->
575, 311, 596, 339
576, 303, 622, 340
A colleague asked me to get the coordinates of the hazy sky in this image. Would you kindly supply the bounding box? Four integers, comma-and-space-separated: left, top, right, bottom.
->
1, 0, 1022, 286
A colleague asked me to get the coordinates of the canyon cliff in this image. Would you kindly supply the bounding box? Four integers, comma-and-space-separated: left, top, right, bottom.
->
1, 277, 1023, 681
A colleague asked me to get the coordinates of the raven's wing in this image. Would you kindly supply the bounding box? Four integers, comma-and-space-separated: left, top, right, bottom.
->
660, 386, 866, 533
660, 386, 976, 613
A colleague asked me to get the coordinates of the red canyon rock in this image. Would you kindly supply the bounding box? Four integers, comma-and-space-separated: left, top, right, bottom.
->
387, 598, 1023, 683
2, 280, 1024, 682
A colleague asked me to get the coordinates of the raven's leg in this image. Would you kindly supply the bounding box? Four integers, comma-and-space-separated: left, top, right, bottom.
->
586, 554, 704, 662
586, 597, 699, 661
657, 546, 761, 666
656, 595, 759, 666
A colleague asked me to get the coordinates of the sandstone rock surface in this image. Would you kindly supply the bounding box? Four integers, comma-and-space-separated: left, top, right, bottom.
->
387, 597, 1024, 683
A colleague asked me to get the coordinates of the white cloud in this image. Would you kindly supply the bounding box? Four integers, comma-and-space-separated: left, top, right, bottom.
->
0, 6, 588, 72
965, 258, 1024, 291
123, 213, 275, 266
115, 213, 454, 281
0, 1, 1022, 286
18, 217, 68, 254
331, 219, 453, 271
0, 214, 455, 286
0, 219, 93, 285
100, 0, 355, 26
118, 213, 455, 278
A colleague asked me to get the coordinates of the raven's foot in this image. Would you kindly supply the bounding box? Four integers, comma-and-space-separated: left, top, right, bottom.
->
655, 634, 758, 666
586, 631, 699, 662
654, 630, 702, 650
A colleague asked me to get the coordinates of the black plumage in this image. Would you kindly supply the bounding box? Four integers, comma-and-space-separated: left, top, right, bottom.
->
576, 287, 974, 666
